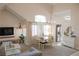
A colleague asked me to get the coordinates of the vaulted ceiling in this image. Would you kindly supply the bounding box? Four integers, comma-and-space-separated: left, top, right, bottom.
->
0, 3, 78, 24
0, 3, 53, 23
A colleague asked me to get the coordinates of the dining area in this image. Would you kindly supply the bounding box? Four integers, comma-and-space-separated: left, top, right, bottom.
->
31, 35, 54, 50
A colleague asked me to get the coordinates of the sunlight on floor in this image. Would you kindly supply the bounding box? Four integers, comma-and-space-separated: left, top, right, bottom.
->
53, 42, 62, 47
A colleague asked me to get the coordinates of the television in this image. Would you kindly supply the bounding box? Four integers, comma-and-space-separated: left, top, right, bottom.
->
0, 27, 14, 36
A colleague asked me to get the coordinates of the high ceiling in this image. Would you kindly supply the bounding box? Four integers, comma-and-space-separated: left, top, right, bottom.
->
0, 3, 77, 23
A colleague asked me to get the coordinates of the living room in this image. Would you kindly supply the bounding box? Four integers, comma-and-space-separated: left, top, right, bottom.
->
0, 3, 79, 56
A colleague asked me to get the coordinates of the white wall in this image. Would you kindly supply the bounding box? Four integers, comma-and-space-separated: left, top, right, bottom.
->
71, 4, 79, 36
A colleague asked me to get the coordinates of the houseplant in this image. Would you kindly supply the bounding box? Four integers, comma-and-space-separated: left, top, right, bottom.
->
19, 34, 24, 43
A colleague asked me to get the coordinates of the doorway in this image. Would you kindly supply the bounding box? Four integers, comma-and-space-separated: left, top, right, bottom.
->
56, 24, 61, 42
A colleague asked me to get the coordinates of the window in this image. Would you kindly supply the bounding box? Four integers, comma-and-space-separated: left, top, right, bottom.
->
32, 15, 51, 37
16, 28, 26, 36
44, 25, 51, 36
35, 15, 46, 22
43, 25, 51, 39
32, 25, 38, 36
22, 28, 26, 36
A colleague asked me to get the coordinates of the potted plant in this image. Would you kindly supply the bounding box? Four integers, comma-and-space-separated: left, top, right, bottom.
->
19, 34, 24, 43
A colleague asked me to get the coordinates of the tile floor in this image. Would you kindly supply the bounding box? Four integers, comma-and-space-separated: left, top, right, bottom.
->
31, 42, 77, 56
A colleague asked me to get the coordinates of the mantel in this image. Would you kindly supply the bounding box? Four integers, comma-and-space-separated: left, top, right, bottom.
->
0, 35, 19, 42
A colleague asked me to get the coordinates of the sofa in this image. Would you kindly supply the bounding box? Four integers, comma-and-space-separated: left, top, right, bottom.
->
0, 46, 5, 56
0, 44, 42, 56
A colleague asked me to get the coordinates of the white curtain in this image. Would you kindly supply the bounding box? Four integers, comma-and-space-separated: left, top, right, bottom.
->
32, 23, 51, 38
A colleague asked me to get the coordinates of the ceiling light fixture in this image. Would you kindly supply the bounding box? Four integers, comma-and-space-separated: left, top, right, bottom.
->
64, 16, 71, 21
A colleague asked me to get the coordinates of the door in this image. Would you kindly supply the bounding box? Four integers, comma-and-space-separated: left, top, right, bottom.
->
56, 24, 61, 42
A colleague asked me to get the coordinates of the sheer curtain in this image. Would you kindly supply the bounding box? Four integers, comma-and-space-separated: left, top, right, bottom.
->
32, 23, 51, 39
32, 23, 43, 37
